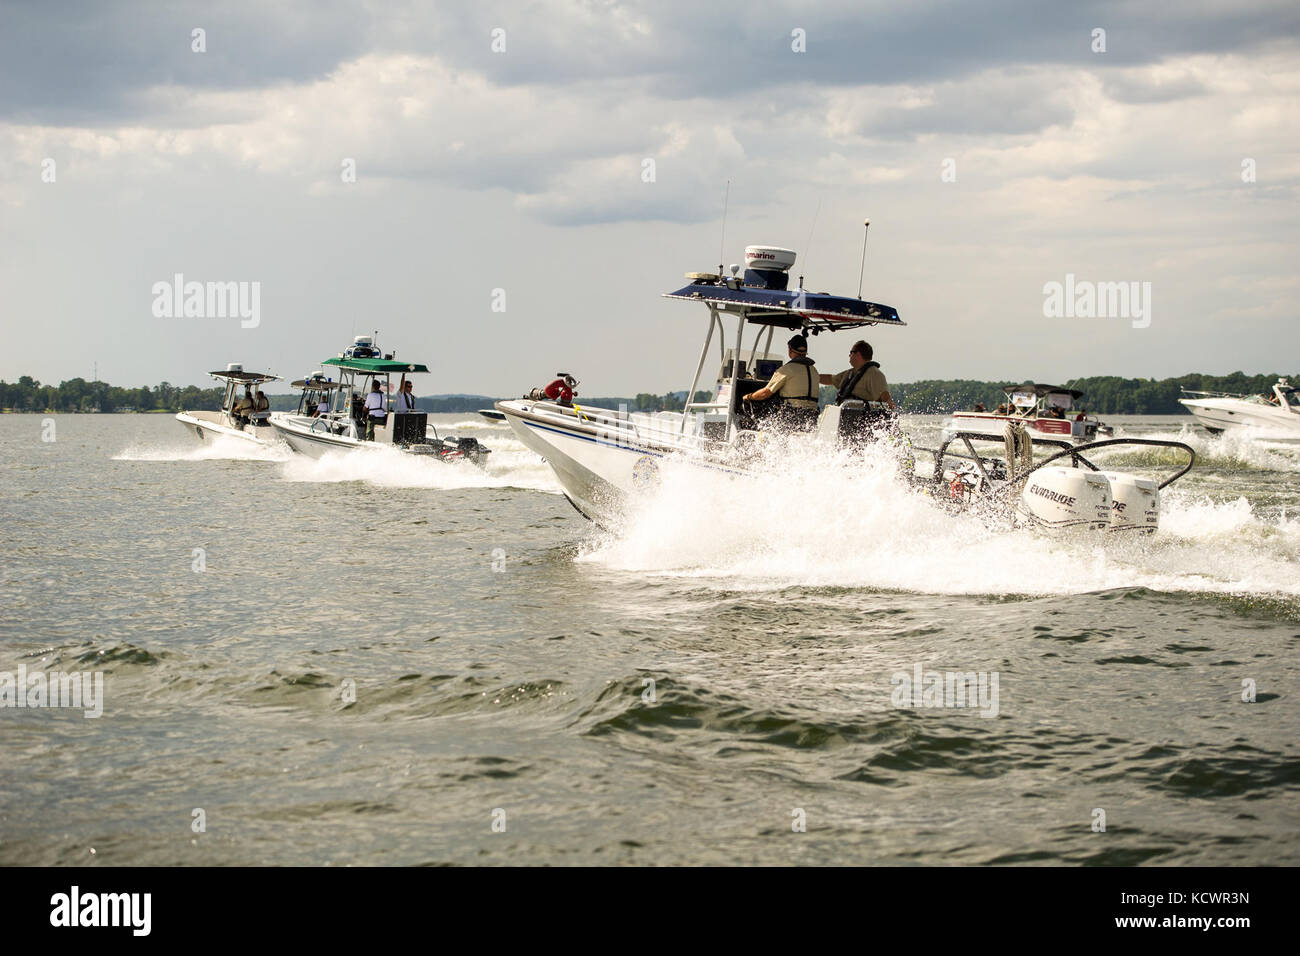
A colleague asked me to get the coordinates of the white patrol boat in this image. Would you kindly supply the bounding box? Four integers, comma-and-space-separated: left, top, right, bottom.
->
497, 234, 1197, 534
270, 337, 490, 465
175, 365, 282, 445
1179, 378, 1300, 442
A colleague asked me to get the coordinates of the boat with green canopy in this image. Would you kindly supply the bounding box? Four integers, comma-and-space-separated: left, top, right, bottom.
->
270, 336, 490, 464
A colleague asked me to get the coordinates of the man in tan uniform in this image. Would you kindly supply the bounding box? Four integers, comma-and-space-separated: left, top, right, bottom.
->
743, 334, 820, 430
230, 385, 254, 427
819, 340, 894, 408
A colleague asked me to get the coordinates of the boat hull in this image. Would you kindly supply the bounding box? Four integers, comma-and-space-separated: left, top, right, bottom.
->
175, 411, 280, 447
496, 400, 658, 520
271, 418, 361, 458
270, 415, 491, 464
945, 412, 1098, 443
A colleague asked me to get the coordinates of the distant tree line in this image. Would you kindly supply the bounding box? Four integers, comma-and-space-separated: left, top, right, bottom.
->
5, 374, 1294, 415
0, 376, 226, 413
0, 378, 719, 415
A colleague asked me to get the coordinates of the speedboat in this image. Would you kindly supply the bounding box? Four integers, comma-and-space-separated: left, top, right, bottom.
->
176, 365, 282, 445
1180, 379, 1300, 442
478, 409, 506, 422
945, 383, 1111, 444
498, 239, 1195, 532
270, 337, 491, 465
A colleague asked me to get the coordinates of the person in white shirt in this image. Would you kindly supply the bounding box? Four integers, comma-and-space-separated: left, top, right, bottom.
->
363, 379, 387, 440
314, 395, 329, 417
394, 376, 417, 413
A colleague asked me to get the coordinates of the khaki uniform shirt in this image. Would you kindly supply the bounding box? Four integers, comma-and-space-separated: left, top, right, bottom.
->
831, 365, 889, 402
766, 359, 820, 406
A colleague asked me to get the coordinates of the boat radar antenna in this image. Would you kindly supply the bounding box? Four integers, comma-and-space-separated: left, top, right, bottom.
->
717, 179, 731, 275
857, 219, 871, 299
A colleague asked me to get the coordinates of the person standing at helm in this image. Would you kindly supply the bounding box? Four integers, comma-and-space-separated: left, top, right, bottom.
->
819, 339, 894, 409
363, 379, 387, 440
743, 334, 820, 429
394, 375, 418, 413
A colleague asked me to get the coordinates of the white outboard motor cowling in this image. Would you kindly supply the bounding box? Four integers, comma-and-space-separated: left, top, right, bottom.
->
1018, 468, 1112, 529
1101, 471, 1160, 533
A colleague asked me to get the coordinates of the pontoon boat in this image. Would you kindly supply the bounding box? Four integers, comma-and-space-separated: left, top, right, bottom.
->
945, 383, 1111, 443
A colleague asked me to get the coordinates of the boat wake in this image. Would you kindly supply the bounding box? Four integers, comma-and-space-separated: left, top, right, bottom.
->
113, 435, 290, 462
1111, 424, 1300, 472
577, 439, 1300, 601
278, 434, 561, 492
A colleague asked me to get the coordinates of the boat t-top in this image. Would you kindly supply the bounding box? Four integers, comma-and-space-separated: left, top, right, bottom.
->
946, 383, 1112, 444
1179, 378, 1300, 442
176, 364, 282, 445
497, 231, 1195, 534
287, 371, 347, 418
270, 336, 490, 465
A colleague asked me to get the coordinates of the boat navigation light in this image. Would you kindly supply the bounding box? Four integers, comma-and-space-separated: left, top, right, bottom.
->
729, 264, 740, 276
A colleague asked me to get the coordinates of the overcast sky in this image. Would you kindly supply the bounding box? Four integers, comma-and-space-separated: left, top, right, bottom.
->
2, 0, 1297, 395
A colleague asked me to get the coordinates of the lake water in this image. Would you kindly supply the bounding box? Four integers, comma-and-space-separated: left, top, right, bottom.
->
1, 412, 1297, 865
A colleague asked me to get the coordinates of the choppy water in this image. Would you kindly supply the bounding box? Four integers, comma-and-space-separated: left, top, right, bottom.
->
1, 413, 1297, 865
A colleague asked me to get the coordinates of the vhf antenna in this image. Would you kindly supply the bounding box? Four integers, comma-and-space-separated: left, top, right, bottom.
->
857, 218, 871, 299
718, 179, 731, 275
799, 197, 822, 290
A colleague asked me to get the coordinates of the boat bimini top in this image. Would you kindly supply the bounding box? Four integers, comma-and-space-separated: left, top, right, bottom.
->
321, 357, 430, 375
664, 246, 902, 332
208, 364, 279, 385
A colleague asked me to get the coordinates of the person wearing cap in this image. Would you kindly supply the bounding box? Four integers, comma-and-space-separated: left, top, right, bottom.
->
363, 379, 387, 440
818, 340, 894, 409
743, 334, 820, 430
394, 375, 418, 413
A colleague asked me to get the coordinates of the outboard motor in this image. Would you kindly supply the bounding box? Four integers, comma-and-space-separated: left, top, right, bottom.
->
1101, 471, 1160, 533
528, 373, 580, 406
1017, 467, 1112, 529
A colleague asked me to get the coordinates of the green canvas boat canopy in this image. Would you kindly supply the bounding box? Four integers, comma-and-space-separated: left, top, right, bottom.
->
322, 357, 430, 374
